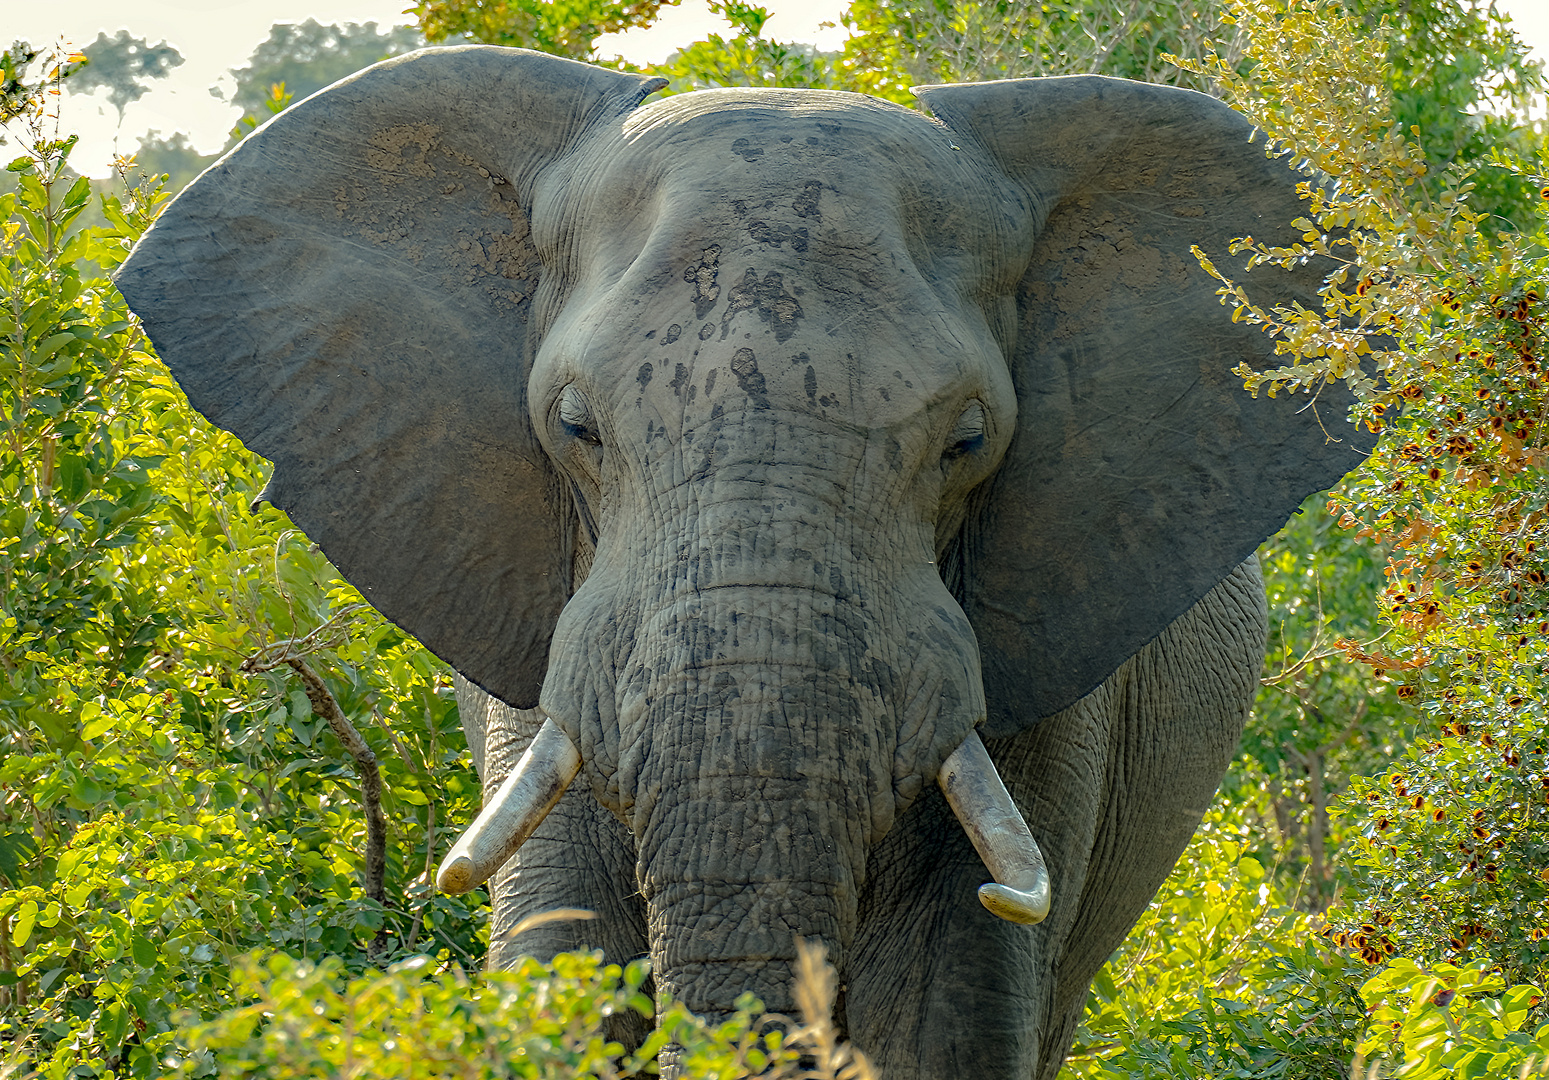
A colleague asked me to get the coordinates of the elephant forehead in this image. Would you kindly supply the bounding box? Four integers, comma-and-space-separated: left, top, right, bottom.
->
533, 99, 1025, 435
564, 89, 1031, 302
545, 222, 1007, 442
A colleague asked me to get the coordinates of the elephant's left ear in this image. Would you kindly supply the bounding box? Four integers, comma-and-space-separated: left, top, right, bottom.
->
917, 76, 1375, 733
116, 47, 665, 709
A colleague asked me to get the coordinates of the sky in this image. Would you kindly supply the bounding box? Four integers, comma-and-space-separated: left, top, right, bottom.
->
4, 0, 1546, 178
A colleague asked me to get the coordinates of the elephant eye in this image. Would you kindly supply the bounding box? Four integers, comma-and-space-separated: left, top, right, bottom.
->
558, 385, 602, 446
943, 402, 987, 462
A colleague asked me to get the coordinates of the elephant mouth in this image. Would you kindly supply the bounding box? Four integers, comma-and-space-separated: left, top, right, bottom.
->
437, 715, 1051, 925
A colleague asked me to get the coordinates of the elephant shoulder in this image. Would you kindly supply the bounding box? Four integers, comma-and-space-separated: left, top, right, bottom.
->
1114, 555, 1266, 756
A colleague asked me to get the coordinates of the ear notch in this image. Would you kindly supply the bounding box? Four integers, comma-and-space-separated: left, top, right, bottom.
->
918, 76, 1373, 733
116, 47, 665, 709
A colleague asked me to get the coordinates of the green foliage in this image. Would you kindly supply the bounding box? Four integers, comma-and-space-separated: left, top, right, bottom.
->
0, 51, 483, 1078
1356, 960, 1549, 1079
219, 21, 427, 120
649, 3, 842, 92
412, 0, 673, 60
174, 938, 877, 1080
1336, 720, 1549, 985
1066, 796, 1368, 1078
1237, 495, 1411, 909
5, 0, 1548, 1074
67, 31, 184, 122
226, 84, 294, 144
1345, 0, 1545, 229
127, 132, 214, 194
838, 0, 1236, 104
1175, 0, 1549, 990
179, 951, 663, 1079
1, 45, 84, 131
179, 951, 754, 1079
0, 43, 885, 1080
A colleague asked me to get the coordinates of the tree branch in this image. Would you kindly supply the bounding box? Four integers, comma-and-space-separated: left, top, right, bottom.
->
285, 659, 389, 936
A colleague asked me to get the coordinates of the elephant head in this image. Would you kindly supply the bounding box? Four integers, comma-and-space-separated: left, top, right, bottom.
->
116, 45, 1367, 1057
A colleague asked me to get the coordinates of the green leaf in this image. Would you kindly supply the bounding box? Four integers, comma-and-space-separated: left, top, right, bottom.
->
63, 879, 94, 910
28, 330, 77, 362
11, 899, 38, 946
131, 933, 159, 967
61, 175, 91, 210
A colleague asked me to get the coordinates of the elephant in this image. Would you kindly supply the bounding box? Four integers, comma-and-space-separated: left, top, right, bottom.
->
115, 46, 1370, 1078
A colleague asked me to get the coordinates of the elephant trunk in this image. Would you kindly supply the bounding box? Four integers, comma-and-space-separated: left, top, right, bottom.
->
625, 610, 880, 1020
537, 425, 993, 1024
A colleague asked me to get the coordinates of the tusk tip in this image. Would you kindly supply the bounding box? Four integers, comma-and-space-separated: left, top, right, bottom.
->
978, 882, 1050, 925
437, 855, 476, 895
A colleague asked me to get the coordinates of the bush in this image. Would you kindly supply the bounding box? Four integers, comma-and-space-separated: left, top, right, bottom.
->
171, 937, 873, 1080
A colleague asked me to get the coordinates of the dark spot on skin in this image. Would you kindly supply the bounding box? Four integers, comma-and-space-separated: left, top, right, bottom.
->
732, 199, 748, 216
724, 269, 759, 327
791, 352, 810, 365
731, 137, 764, 163
705, 369, 717, 396
731, 348, 769, 407
819, 394, 836, 408
722, 268, 805, 342
688, 384, 697, 404
670, 363, 689, 396
637, 362, 653, 390
780, 135, 793, 143
698, 323, 715, 340
804, 365, 817, 404
683, 245, 721, 318
747, 220, 809, 253
644, 330, 655, 339
816, 120, 840, 136
792, 180, 822, 219
663, 323, 681, 345
879, 386, 890, 401
710, 403, 724, 420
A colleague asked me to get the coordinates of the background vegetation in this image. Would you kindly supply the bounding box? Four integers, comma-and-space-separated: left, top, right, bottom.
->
2, 0, 1547, 1074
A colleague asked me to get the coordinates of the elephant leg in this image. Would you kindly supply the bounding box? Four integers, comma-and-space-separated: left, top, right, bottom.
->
455, 679, 651, 1047
847, 684, 1117, 1080
1025, 559, 1264, 1078
847, 788, 1042, 1079
486, 787, 649, 972
847, 560, 1262, 1080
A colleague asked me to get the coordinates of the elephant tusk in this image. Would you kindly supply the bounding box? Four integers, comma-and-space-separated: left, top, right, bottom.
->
437, 716, 581, 895
937, 729, 1052, 925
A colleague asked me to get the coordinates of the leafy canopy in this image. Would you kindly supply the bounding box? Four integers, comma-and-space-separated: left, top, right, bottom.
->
66, 31, 184, 121
218, 20, 428, 119
412, 0, 674, 59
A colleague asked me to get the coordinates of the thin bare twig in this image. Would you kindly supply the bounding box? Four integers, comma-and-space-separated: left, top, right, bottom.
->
282, 658, 390, 961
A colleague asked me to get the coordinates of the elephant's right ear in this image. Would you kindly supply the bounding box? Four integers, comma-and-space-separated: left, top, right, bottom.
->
115, 47, 665, 709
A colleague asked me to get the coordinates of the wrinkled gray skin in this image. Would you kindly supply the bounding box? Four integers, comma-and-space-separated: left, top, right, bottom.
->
114, 47, 1369, 1079
459, 566, 1263, 1076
